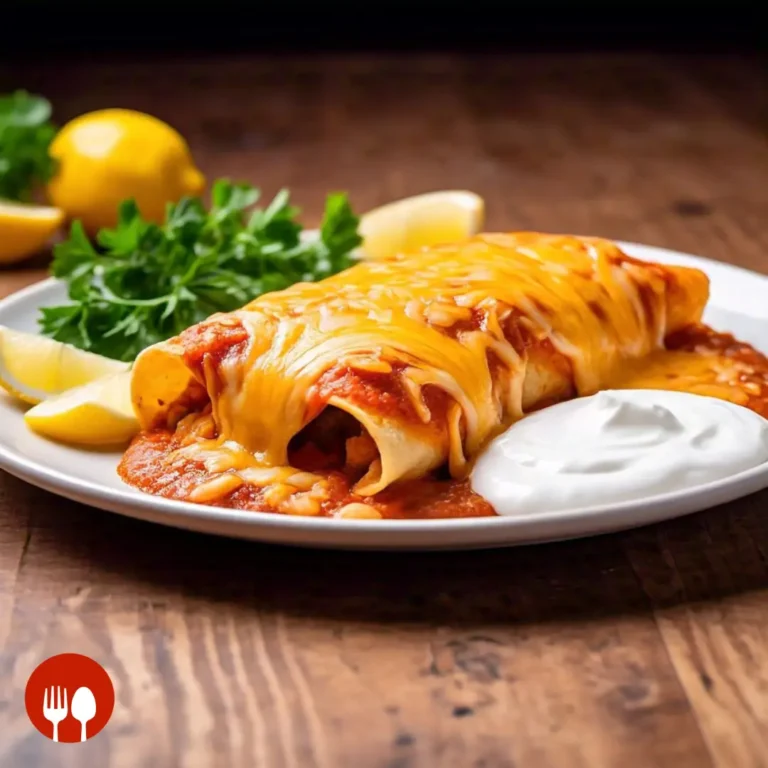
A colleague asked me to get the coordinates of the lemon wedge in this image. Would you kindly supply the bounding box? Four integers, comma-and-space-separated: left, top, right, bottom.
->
360, 191, 484, 260
0, 201, 64, 265
24, 370, 139, 445
0, 326, 129, 405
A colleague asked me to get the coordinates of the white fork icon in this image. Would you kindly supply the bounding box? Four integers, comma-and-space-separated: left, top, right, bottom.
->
42, 686, 68, 742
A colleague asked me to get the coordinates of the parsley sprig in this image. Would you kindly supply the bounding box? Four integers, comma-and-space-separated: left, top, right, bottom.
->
0, 91, 57, 201
39, 180, 362, 361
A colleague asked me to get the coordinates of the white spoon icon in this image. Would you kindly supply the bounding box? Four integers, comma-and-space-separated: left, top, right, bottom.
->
71, 687, 96, 742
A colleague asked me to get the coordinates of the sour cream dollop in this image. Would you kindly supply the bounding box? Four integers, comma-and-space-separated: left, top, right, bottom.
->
471, 390, 768, 516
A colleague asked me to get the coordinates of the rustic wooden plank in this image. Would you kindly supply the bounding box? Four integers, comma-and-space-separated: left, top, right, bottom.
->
0, 472, 31, 655
1, 53, 766, 767
625, 494, 768, 768
0, 475, 713, 767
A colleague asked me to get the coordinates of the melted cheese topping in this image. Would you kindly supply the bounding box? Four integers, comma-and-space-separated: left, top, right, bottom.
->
130, 232, 709, 496
609, 348, 755, 406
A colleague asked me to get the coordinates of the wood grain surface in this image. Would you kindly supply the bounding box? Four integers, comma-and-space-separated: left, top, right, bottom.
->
0, 53, 767, 768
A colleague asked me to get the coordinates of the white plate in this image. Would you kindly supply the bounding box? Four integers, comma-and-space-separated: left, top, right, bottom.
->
1, 241, 767, 550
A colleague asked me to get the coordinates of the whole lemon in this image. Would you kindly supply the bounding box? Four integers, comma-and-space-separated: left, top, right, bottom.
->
48, 109, 205, 233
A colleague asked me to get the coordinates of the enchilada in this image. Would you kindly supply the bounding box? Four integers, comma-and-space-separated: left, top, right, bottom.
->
116, 231, 768, 519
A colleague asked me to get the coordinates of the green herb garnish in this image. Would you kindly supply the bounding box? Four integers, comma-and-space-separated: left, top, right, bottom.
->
39, 180, 362, 361
0, 91, 57, 201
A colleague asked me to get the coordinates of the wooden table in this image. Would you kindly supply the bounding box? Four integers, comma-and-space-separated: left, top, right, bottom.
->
1, 54, 767, 768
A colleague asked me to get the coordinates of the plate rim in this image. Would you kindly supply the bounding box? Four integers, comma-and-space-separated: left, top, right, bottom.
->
1, 239, 767, 547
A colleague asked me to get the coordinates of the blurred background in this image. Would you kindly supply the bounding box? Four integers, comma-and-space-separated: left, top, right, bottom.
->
0, 0, 764, 264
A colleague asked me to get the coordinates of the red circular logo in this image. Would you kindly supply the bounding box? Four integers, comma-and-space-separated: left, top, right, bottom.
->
25, 654, 115, 743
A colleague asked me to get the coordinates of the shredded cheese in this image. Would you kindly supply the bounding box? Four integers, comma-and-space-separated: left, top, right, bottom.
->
131, 232, 710, 499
